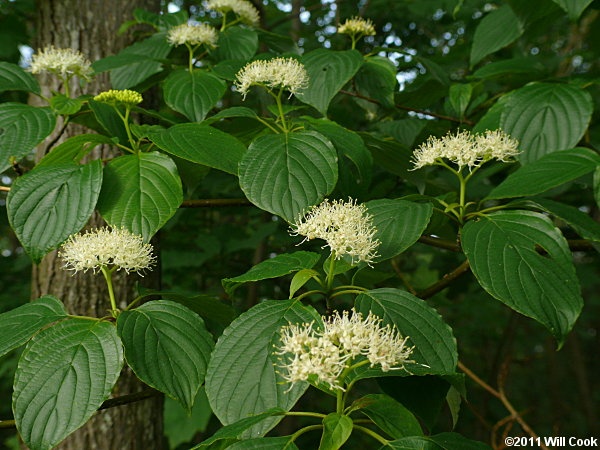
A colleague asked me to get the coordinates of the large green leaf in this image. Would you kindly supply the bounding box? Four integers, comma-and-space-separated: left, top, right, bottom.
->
0, 61, 39, 93
0, 103, 56, 173
488, 148, 600, 199
239, 131, 338, 222
319, 413, 353, 450
88, 99, 129, 145
148, 123, 246, 175
117, 300, 214, 411
228, 437, 298, 449
0, 296, 66, 358
357, 394, 423, 439
377, 119, 425, 148
462, 211, 582, 345
205, 300, 321, 437
212, 26, 258, 61
355, 56, 397, 108
470, 5, 523, 66
110, 33, 172, 89
551, 0, 594, 20
387, 433, 491, 450
13, 319, 123, 450
97, 152, 183, 240
37, 134, 115, 168
296, 49, 363, 115
7, 161, 103, 262
163, 70, 226, 122
366, 199, 433, 262
471, 57, 546, 80
164, 388, 212, 449
499, 83, 593, 164
355, 288, 458, 376
222, 251, 320, 296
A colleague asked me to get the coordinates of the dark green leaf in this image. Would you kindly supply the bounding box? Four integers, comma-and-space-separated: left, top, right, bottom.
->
222, 251, 321, 296
359, 133, 415, 180
13, 319, 123, 450
0, 61, 39, 94
488, 148, 600, 199
471, 57, 545, 80
229, 437, 299, 450
386, 433, 490, 450
377, 119, 426, 148
448, 83, 472, 118
239, 131, 338, 222
358, 394, 423, 439
97, 152, 183, 240
462, 211, 582, 345
205, 300, 321, 437
212, 26, 258, 61
88, 99, 129, 144
551, 0, 593, 20
92, 53, 153, 73
37, 134, 114, 168
319, 413, 353, 450
205, 106, 258, 122
0, 103, 56, 173
148, 123, 246, 175
212, 59, 247, 81
296, 49, 364, 115
117, 300, 214, 411
7, 161, 103, 262
164, 387, 212, 449
366, 199, 433, 262
49, 94, 82, 115
0, 296, 66, 358
163, 70, 226, 122
258, 29, 300, 54
499, 83, 593, 164
355, 56, 397, 108
470, 5, 523, 66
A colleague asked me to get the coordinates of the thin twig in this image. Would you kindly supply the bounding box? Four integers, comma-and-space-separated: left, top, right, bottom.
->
417, 235, 461, 252
339, 89, 474, 125
43, 118, 70, 156
0, 186, 10, 192
390, 257, 417, 295
417, 259, 470, 299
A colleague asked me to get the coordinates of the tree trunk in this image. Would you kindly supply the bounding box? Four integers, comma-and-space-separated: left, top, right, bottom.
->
31, 1, 163, 449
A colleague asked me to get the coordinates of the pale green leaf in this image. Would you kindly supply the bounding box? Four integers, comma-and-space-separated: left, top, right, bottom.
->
470, 5, 523, 66
319, 413, 353, 450
163, 70, 226, 122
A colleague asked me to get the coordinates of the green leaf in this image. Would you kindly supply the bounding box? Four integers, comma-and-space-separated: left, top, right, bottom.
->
147, 123, 246, 175
488, 148, 600, 199
164, 387, 212, 449
499, 83, 593, 164
355, 56, 397, 108
0, 296, 66, 358
193, 408, 285, 448
110, 33, 172, 89
0, 61, 40, 94
551, 0, 593, 20
92, 53, 154, 73
229, 437, 299, 450
205, 106, 258, 122
97, 152, 183, 240
163, 70, 226, 122
13, 319, 123, 450
289, 269, 320, 299
359, 133, 416, 180
205, 300, 321, 437
239, 131, 338, 222
49, 94, 82, 116
355, 288, 458, 376
358, 394, 423, 439
7, 161, 103, 262
0, 103, 56, 173
470, 5, 523, 66
448, 83, 472, 118
88, 99, 129, 144
212, 26, 258, 61
387, 433, 491, 450
319, 413, 353, 450
296, 49, 364, 115
37, 134, 115, 168
594, 167, 600, 209
258, 29, 300, 54
471, 57, 546, 80
212, 60, 247, 81
377, 119, 426, 148
462, 211, 582, 346
117, 300, 214, 411
222, 251, 320, 296
366, 200, 433, 262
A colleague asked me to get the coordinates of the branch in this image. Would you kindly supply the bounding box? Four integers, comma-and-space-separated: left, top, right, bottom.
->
0, 389, 160, 430
180, 198, 252, 208
417, 235, 461, 252
417, 259, 470, 299
339, 89, 475, 126
0, 186, 10, 192
458, 361, 549, 450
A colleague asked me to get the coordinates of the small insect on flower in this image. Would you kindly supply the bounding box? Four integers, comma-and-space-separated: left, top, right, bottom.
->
274, 309, 415, 391
29, 46, 93, 79
411, 129, 519, 171
234, 57, 309, 99
205, 0, 260, 26
167, 23, 218, 47
291, 198, 380, 265
93, 89, 143, 106
337, 16, 376, 37
59, 227, 156, 274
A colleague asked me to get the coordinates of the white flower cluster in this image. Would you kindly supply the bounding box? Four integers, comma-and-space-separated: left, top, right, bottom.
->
412, 129, 520, 170
167, 23, 218, 47
94, 89, 143, 106
337, 17, 376, 36
234, 57, 309, 99
275, 309, 414, 390
206, 0, 260, 26
291, 198, 380, 265
29, 46, 93, 79
59, 227, 156, 274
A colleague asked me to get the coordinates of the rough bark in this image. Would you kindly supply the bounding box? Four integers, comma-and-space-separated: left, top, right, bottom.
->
31, 1, 164, 449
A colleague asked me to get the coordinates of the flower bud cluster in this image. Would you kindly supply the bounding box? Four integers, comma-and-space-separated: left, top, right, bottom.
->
29, 46, 93, 79
337, 17, 376, 36
234, 57, 309, 99
94, 89, 143, 106
167, 23, 218, 47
